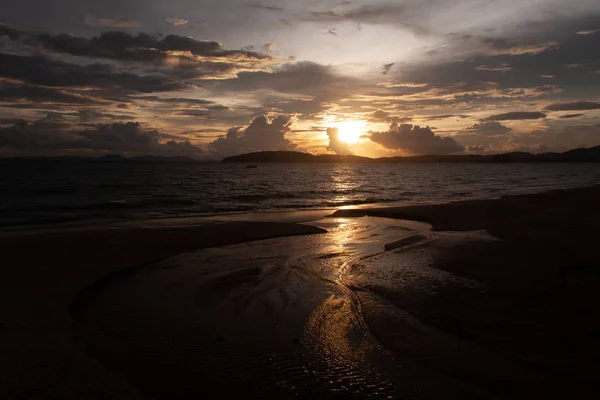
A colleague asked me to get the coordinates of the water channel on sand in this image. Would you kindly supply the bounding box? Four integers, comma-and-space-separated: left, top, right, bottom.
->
75, 215, 564, 399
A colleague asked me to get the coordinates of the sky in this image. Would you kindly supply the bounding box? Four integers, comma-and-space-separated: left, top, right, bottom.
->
1, 0, 600, 159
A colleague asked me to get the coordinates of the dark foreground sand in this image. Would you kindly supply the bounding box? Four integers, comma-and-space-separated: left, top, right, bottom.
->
2, 186, 600, 398
0, 222, 326, 398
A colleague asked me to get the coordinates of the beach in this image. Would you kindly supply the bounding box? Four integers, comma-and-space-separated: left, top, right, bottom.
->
2, 185, 600, 398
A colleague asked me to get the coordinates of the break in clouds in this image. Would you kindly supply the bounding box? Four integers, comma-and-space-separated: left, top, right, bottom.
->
1, 0, 600, 158
326, 127, 352, 155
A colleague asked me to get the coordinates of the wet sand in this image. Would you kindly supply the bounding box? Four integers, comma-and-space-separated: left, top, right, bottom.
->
0, 221, 325, 398
2, 185, 600, 398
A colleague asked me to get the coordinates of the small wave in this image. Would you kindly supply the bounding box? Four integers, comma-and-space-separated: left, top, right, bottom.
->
227, 193, 303, 202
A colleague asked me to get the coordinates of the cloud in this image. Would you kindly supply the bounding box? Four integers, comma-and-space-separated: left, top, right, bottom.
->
544, 101, 600, 111
166, 17, 189, 26
475, 64, 512, 72
381, 22, 600, 108
249, 4, 284, 12
463, 121, 512, 136
376, 81, 428, 88
382, 63, 394, 75
576, 29, 599, 35
23, 30, 271, 64
262, 43, 276, 52
423, 114, 470, 121
484, 111, 546, 121
369, 110, 391, 121
0, 24, 21, 40
443, 33, 563, 57
0, 119, 204, 157
0, 53, 186, 93
326, 127, 351, 155
212, 62, 362, 116
507, 124, 600, 153
76, 109, 135, 122
369, 122, 463, 155
482, 38, 560, 55
560, 113, 586, 119
454, 119, 600, 154
130, 96, 215, 106
278, 19, 296, 27
0, 82, 105, 105
207, 114, 297, 157
84, 15, 142, 29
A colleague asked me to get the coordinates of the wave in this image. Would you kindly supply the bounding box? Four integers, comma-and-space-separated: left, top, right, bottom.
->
226, 193, 304, 201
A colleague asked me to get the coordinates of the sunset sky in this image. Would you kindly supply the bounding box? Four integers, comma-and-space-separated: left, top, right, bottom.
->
1, 0, 600, 159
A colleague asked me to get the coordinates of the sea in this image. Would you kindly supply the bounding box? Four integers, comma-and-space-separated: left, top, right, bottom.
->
2, 160, 600, 227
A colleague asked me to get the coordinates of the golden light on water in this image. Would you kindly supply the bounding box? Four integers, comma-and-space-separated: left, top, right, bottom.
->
336, 120, 365, 144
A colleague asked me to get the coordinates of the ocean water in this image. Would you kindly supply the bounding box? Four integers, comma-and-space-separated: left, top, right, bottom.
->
2, 160, 600, 227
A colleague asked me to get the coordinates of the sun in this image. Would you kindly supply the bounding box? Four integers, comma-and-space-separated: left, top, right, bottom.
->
336, 120, 365, 144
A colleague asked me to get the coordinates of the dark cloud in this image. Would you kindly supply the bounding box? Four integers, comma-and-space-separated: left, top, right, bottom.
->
207, 114, 297, 157
544, 101, 600, 111
0, 82, 104, 104
369, 122, 463, 155
249, 4, 284, 12
174, 110, 210, 117
0, 119, 204, 157
21, 30, 270, 64
382, 63, 394, 76
0, 53, 186, 93
76, 109, 136, 122
484, 111, 546, 121
369, 110, 391, 121
215, 62, 357, 96
131, 96, 215, 106
0, 24, 21, 40
326, 127, 351, 155
560, 113, 586, 119
385, 18, 600, 108
213, 62, 362, 117
423, 114, 470, 121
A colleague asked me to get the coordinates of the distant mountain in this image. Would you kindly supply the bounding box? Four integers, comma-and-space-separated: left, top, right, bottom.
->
221, 151, 372, 163
222, 146, 600, 164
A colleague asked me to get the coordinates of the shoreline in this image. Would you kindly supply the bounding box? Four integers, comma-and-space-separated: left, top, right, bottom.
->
2, 185, 600, 398
3, 180, 599, 236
